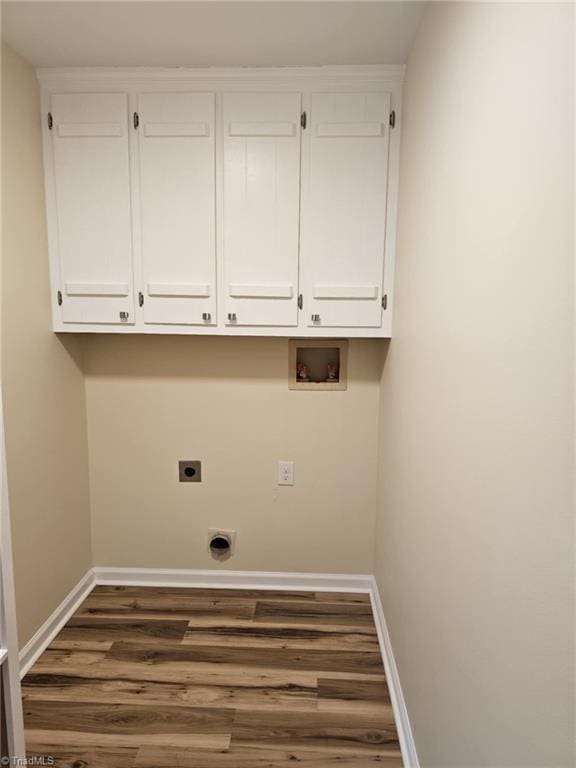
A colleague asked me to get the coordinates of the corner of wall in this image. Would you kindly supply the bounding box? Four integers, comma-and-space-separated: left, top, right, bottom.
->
1, 43, 94, 647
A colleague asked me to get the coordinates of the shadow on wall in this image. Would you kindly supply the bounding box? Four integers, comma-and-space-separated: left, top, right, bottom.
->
73, 334, 388, 383
55, 333, 87, 374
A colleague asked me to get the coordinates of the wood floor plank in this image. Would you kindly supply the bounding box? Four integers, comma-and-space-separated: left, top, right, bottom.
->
26, 729, 230, 750
24, 700, 233, 749
29, 649, 108, 671
254, 600, 375, 627
92, 585, 317, 601
22, 670, 318, 711
26, 743, 137, 768
318, 677, 392, 715
106, 641, 385, 676
231, 710, 401, 756
49, 639, 114, 653
134, 745, 402, 767
56, 617, 189, 645
315, 592, 372, 604
27, 651, 354, 688
76, 595, 256, 622
182, 620, 380, 651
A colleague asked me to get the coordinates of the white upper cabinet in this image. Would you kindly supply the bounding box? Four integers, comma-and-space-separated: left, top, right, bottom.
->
301, 92, 391, 328
41, 68, 402, 337
136, 92, 216, 326
49, 93, 134, 325
222, 93, 301, 327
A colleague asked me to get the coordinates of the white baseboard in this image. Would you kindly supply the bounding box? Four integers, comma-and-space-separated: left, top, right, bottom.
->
369, 577, 420, 768
18, 566, 418, 767
93, 567, 374, 593
19, 568, 96, 677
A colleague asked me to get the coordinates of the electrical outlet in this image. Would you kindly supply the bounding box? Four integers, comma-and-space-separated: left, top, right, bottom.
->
278, 460, 294, 486
178, 460, 201, 482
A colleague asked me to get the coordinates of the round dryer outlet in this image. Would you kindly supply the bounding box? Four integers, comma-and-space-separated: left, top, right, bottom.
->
208, 529, 236, 561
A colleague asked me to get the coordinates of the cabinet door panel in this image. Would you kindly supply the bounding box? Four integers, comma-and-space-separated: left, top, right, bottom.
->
51, 93, 134, 325
302, 92, 391, 328
137, 92, 216, 326
223, 93, 301, 327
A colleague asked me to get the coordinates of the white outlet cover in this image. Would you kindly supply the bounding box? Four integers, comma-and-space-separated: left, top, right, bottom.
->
278, 460, 295, 486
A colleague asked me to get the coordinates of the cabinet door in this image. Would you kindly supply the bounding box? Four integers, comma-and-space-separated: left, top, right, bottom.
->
223, 93, 301, 327
301, 92, 391, 328
137, 93, 216, 325
50, 93, 134, 325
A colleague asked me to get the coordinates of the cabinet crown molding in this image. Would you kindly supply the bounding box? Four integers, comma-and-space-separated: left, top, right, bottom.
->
37, 65, 406, 90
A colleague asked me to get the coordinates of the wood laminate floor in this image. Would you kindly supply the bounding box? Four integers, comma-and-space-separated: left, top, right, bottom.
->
22, 586, 403, 767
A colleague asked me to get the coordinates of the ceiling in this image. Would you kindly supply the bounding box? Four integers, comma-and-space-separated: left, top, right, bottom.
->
2, 1, 424, 68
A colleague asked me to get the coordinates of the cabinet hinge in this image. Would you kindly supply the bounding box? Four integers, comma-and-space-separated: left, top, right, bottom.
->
138, 291, 144, 307
57, 290, 62, 306
300, 111, 307, 130
382, 294, 388, 310
389, 111, 396, 129
133, 112, 139, 130
47, 112, 53, 131
297, 293, 303, 310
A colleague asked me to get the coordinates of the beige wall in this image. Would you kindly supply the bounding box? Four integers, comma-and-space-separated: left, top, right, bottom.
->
375, 4, 574, 767
1, 44, 92, 646
84, 335, 382, 574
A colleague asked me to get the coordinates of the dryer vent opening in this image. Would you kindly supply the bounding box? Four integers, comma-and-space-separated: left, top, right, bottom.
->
208, 532, 234, 561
